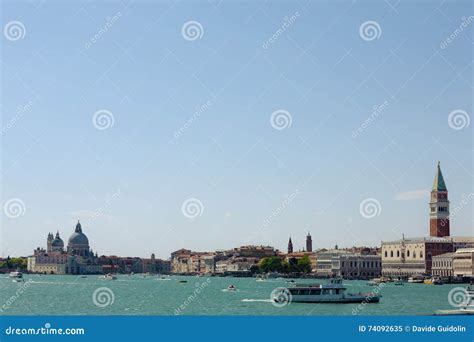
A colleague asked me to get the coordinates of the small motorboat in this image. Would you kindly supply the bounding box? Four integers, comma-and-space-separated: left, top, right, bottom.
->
81, 275, 87, 278
100, 273, 117, 280
9, 270, 23, 279
226, 284, 237, 291
179, 280, 187, 283
432, 276, 443, 285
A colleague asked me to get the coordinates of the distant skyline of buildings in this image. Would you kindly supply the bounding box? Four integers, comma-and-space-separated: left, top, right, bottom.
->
19, 163, 474, 278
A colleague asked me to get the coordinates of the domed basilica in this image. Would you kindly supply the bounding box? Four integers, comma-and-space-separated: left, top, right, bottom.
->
27, 221, 101, 275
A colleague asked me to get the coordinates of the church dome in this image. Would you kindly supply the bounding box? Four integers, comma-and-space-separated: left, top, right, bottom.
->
68, 221, 89, 247
52, 238, 64, 247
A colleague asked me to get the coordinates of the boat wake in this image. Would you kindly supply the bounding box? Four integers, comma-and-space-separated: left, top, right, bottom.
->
241, 299, 272, 303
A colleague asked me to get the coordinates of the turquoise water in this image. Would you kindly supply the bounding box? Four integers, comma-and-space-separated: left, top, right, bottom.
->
0, 274, 463, 315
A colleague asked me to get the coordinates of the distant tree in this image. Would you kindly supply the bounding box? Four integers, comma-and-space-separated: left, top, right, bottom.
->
258, 256, 284, 273
296, 255, 312, 274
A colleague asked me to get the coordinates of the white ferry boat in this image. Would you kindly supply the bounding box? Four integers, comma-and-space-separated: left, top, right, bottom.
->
273, 278, 381, 304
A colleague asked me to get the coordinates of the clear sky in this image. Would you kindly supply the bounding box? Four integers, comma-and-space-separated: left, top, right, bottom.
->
1, 0, 472, 259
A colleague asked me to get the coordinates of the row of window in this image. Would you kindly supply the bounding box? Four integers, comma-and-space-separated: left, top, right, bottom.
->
384, 250, 424, 258
341, 261, 380, 268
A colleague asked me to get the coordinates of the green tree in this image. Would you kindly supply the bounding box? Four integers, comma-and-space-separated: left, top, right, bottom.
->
296, 255, 312, 274
258, 256, 284, 273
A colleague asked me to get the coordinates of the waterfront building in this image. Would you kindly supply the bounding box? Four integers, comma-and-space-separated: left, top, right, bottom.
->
142, 254, 171, 274
315, 248, 381, 278
27, 221, 101, 274
431, 252, 454, 277
453, 248, 474, 276
381, 236, 453, 276
231, 245, 276, 259
452, 237, 474, 251
333, 253, 382, 279
224, 257, 258, 273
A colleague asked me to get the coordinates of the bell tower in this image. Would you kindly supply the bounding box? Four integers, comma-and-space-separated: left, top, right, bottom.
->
306, 232, 312, 252
287, 237, 293, 254
47, 232, 53, 252
429, 162, 450, 237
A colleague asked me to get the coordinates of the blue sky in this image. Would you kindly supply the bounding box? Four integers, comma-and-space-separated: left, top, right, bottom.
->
1, 0, 472, 258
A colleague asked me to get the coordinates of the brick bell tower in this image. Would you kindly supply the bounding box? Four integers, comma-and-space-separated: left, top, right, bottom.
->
429, 162, 450, 237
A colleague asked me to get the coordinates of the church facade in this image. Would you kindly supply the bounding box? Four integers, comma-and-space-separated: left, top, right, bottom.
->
27, 221, 102, 274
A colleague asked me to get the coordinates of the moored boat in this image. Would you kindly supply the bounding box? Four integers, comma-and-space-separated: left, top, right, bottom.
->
9, 270, 23, 279
272, 278, 381, 304
408, 275, 424, 283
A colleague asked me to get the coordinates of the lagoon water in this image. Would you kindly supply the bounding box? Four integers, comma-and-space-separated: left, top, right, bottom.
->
0, 274, 462, 315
